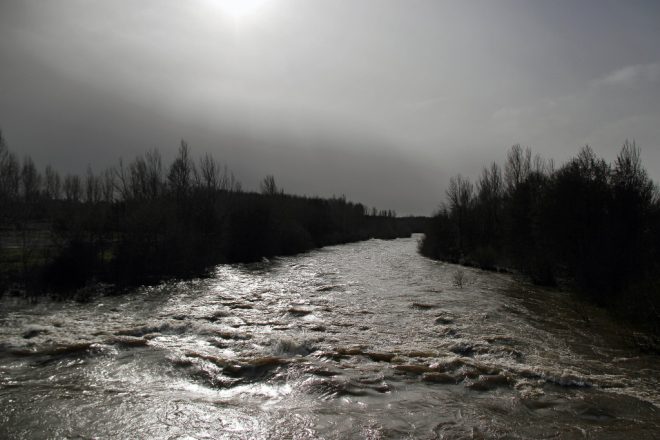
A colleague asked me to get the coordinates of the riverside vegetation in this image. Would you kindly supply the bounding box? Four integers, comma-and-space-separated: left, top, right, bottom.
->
420, 142, 660, 335
0, 131, 425, 295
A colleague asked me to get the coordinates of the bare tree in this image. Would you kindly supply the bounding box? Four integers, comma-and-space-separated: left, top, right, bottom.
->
0, 130, 8, 189
574, 145, 609, 182
21, 156, 41, 202
0, 139, 20, 202
0, 130, 6, 160
477, 162, 503, 203
199, 153, 220, 190
101, 167, 116, 203
225, 166, 242, 192
532, 154, 553, 176
446, 174, 473, 250
63, 174, 82, 202
113, 158, 130, 201
145, 149, 163, 199
168, 140, 195, 197
613, 140, 654, 200
504, 144, 531, 193
44, 165, 62, 200
85, 166, 102, 203
446, 174, 473, 213
260, 174, 280, 195
129, 156, 148, 200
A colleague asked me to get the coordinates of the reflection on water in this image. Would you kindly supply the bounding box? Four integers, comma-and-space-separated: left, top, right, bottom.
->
1, 235, 659, 438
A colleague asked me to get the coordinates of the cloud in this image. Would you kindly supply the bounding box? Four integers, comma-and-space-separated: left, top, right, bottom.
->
488, 61, 660, 169
2, 1, 660, 211
594, 62, 660, 88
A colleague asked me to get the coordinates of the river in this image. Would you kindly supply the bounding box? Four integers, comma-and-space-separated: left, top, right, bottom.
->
0, 236, 658, 439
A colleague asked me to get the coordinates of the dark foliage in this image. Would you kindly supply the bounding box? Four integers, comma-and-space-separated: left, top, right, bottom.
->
420, 142, 660, 332
41, 240, 100, 289
0, 133, 421, 293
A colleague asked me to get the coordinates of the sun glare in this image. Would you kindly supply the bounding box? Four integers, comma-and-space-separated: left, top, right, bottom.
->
205, 0, 270, 20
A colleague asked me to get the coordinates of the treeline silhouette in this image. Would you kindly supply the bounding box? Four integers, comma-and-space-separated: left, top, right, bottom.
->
420, 142, 660, 333
0, 132, 423, 294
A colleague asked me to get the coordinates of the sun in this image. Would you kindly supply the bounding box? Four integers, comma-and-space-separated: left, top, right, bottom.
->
204, 0, 271, 20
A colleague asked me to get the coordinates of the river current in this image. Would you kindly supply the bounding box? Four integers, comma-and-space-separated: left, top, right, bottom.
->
1, 236, 658, 439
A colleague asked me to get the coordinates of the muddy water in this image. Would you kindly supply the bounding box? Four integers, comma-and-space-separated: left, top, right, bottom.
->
0, 236, 658, 439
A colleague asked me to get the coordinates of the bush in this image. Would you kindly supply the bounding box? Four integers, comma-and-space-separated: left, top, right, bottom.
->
41, 241, 100, 289
471, 246, 498, 270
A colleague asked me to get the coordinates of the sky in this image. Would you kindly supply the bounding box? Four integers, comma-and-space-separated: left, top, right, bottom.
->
1, 0, 659, 215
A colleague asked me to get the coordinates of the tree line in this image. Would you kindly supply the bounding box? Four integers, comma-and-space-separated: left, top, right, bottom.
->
420, 142, 660, 333
0, 131, 422, 294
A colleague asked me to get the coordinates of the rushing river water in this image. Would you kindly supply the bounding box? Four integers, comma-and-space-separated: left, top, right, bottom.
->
1, 236, 658, 439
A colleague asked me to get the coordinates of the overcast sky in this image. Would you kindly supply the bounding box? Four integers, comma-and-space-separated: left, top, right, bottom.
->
1, 0, 659, 215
